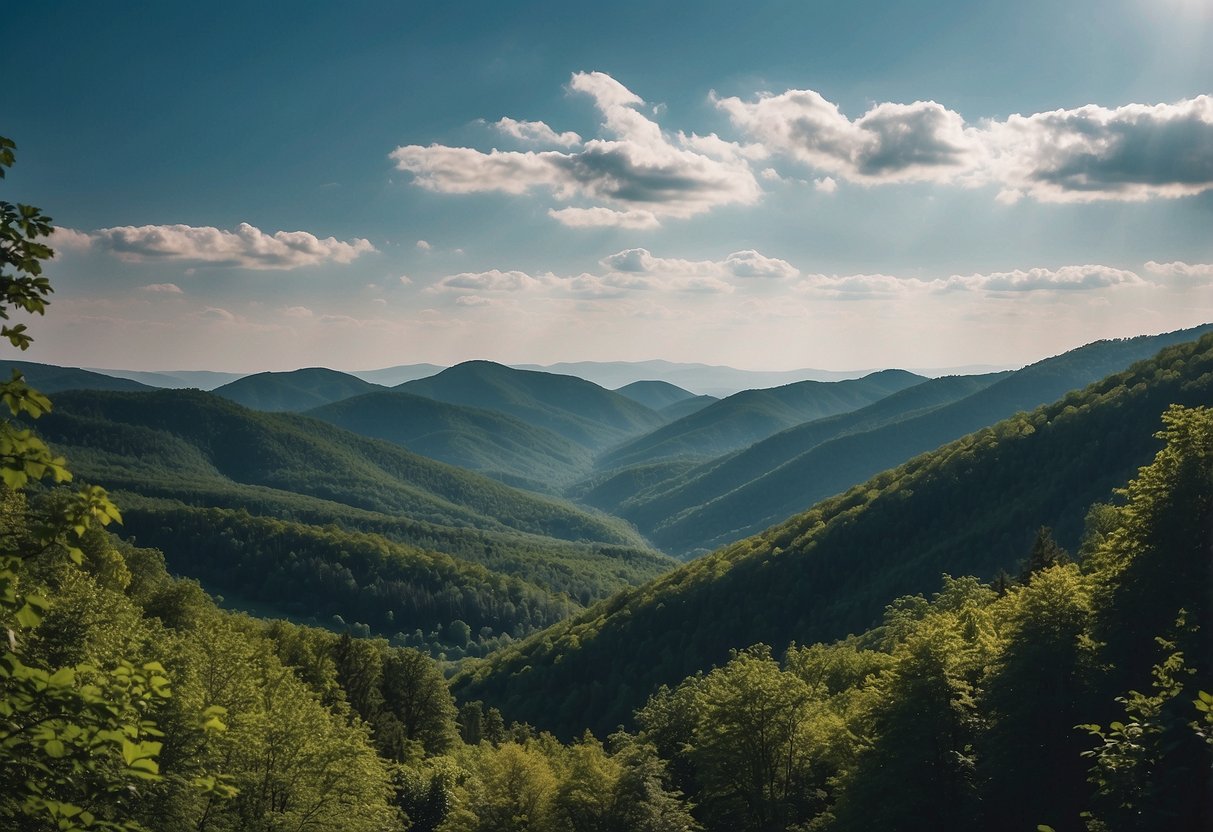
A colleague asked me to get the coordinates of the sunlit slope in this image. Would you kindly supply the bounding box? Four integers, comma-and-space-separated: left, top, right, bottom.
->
651, 325, 1213, 553
34, 388, 649, 548
453, 331, 1213, 736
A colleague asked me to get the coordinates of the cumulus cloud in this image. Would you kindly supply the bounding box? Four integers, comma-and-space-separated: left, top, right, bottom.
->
814, 176, 838, 193
719, 87, 1213, 202
797, 264, 1146, 298
548, 207, 661, 229
494, 117, 581, 147
50, 227, 95, 252
986, 96, 1213, 202
141, 282, 183, 294
943, 265, 1146, 292
416, 240, 431, 251
282, 306, 315, 318
1144, 260, 1213, 285
391, 71, 761, 226
437, 269, 548, 292
599, 247, 799, 280
82, 223, 375, 270
715, 89, 980, 184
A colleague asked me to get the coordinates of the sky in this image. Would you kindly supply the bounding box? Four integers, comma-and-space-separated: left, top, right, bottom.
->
3, 0, 1212, 373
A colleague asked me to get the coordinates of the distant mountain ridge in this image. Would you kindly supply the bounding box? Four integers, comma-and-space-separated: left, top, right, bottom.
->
0, 360, 155, 393
213, 367, 386, 411
400, 361, 666, 451
597, 369, 926, 469
613, 380, 698, 411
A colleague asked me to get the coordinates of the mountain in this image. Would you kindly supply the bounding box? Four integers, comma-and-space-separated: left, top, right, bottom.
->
649, 324, 1213, 554
0, 360, 155, 392
452, 331, 1213, 736
596, 369, 926, 470
400, 361, 666, 451
657, 394, 718, 421
307, 390, 593, 491
213, 367, 386, 411
30, 388, 674, 606
589, 371, 1004, 526
513, 360, 869, 396
614, 380, 698, 411
348, 363, 445, 386
83, 368, 247, 389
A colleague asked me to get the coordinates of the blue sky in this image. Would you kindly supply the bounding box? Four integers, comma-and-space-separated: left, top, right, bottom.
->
4, 0, 1212, 372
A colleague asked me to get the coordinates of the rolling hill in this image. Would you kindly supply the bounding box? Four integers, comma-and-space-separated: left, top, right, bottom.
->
586, 371, 1004, 522
596, 369, 926, 469
213, 367, 386, 411
1, 360, 156, 393
452, 330, 1213, 736
400, 360, 666, 450
649, 324, 1213, 554
307, 390, 593, 491
613, 380, 699, 411
29, 388, 676, 609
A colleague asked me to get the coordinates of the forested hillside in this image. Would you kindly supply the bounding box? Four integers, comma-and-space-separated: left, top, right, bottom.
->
454, 332, 1213, 735
0, 359, 155, 392
589, 371, 1005, 524
212, 367, 386, 411
401, 361, 666, 451
309, 390, 594, 491
616, 324, 1213, 555
596, 369, 925, 469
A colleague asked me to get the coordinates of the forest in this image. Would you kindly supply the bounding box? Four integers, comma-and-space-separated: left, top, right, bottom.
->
2, 133, 1210, 832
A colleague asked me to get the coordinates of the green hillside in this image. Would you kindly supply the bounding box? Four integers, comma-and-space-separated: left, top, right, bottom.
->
401, 360, 666, 450
596, 369, 925, 469
595, 372, 1003, 522
27, 389, 676, 604
614, 379, 698, 410
657, 393, 719, 421
654, 324, 1213, 554
0, 359, 155, 392
213, 366, 386, 411
308, 390, 593, 491
452, 331, 1213, 736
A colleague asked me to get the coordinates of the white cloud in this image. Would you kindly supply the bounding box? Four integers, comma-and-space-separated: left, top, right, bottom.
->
399, 274, 414, 285
1144, 260, 1213, 285
140, 282, 183, 294
282, 306, 315, 318
715, 89, 980, 185
985, 96, 1213, 202
390, 71, 761, 225
943, 265, 1145, 292
797, 264, 1146, 298
548, 207, 661, 229
599, 247, 798, 280
455, 294, 494, 306
719, 87, 1213, 202
494, 117, 581, 147
814, 176, 838, 193
416, 240, 431, 251
437, 269, 548, 292
199, 306, 237, 322
50, 227, 95, 252
84, 222, 375, 270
